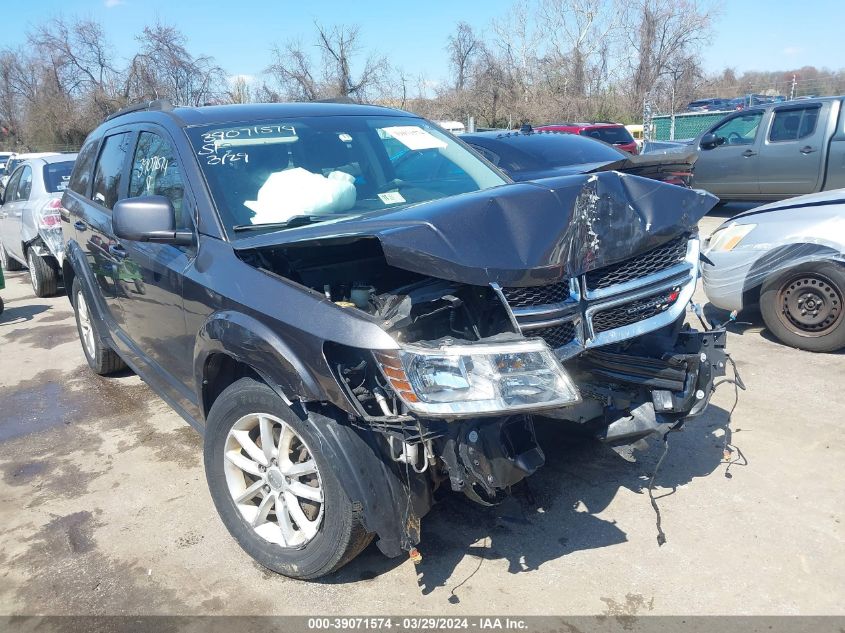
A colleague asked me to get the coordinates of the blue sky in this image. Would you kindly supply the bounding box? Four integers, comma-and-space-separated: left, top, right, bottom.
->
3, 0, 842, 86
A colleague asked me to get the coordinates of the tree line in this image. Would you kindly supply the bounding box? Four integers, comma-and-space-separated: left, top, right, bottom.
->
2, 0, 844, 152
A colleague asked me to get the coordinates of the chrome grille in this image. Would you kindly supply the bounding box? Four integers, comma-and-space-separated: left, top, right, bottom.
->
502, 281, 571, 308
591, 288, 681, 334
584, 235, 688, 291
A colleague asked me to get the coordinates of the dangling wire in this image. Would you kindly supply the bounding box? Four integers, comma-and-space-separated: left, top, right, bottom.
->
714, 355, 748, 478
647, 432, 673, 546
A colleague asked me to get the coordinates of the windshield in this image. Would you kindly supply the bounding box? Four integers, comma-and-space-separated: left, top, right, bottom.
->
579, 127, 635, 145
43, 161, 75, 193
186, 116, 507, 236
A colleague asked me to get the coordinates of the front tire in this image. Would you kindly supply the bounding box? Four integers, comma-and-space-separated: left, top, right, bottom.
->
760, 262, 845, 352
0, 242, 23, 271
27, 249, 59, 297
72, 278, 126, 374
204, 378, 372, 579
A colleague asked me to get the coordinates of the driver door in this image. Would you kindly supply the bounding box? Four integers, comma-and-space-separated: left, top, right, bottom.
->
693, 110, 765, 196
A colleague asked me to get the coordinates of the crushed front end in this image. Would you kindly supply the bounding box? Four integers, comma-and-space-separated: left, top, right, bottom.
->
238, 172, 728, 556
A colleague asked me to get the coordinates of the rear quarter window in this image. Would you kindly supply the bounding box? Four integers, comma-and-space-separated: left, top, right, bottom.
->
43, 161, 75, 193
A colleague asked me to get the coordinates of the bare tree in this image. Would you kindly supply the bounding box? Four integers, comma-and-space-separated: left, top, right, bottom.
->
266, 42, 320, 101
266, 23, 388, 102
622, 0, 714, 114
447, 22, 481, 91
127, 23, 225, 106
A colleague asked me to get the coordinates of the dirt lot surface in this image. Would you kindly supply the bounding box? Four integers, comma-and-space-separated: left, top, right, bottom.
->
1, 212, 843, 616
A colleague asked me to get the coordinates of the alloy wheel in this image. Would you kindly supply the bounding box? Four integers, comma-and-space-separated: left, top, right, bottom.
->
76, 289, 97, 358
223, 413, 324, 548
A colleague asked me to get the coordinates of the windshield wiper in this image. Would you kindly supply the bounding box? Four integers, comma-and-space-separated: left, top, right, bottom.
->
233, 214, 350, 232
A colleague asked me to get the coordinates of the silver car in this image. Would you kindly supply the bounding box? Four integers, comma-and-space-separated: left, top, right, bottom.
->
0, 154, 77, 297
702, 190, 845, 352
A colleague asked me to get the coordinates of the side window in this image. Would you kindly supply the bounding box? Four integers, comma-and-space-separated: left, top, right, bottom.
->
4, 168, 23, 203
712, 112, 764, 146
92, 132, 131, 210
128, 131, 187, 228
16, 166, 33, 201
69, 137, 101, 196
769, 107, 820, 142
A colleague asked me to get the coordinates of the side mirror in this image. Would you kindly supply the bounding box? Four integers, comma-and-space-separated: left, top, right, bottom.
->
700, 132, 721, 150
113, 195, 192, 246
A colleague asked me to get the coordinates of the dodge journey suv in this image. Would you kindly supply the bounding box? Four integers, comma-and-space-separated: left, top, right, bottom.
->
62, 100, 727, 579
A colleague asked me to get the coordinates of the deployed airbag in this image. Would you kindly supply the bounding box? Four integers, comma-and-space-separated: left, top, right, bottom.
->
244, 168, 357, 224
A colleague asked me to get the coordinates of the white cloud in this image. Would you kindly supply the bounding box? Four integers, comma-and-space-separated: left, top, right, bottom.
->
104, 0, 125, 7
783, 46, 802, 56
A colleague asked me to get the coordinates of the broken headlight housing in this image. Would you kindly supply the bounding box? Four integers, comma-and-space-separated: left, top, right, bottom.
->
375, 339, 580, 417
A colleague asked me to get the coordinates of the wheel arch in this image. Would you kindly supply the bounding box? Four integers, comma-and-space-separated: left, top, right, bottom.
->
194, 311, 339, 421
741, 242, 844, 307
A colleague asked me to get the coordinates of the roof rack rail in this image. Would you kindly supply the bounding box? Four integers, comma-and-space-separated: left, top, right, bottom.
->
105, 99, 174, 122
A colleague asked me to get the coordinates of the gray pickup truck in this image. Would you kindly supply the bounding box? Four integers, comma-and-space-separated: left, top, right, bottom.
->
691, 96, 845, 201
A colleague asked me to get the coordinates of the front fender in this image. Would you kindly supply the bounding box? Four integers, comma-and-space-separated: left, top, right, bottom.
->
194, 310, 335, 417
63, 240, 116, 345
743, 242, 844, 296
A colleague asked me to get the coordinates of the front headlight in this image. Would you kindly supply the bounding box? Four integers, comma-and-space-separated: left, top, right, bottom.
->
374, 339, 580, 417
707, 222, 756, 252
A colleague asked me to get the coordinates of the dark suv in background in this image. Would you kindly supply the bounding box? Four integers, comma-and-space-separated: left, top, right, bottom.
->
61, 100, 727, 579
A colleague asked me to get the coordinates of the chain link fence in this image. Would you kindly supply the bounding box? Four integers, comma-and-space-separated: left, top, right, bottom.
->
651, 111, 729, 141
651, 110, 734, 141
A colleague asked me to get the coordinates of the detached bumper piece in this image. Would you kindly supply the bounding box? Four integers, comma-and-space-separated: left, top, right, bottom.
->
577, 329, 727, 445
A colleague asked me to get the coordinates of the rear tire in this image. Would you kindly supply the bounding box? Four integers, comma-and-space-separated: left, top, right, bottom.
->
27, 249, 59, 297
760, 262, 845, 352
0, 242, 23, 271
204, 378, 372, 579
71, 278, 126, 374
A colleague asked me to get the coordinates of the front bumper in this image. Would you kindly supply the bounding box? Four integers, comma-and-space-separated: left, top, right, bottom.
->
576, 328, 728, 445
701, 248, 756, 312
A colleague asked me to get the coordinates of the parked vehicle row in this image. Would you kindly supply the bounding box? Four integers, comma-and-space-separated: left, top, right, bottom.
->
3, 94, 842, 585
462, 127, 693, 186
686, 95, 786, 113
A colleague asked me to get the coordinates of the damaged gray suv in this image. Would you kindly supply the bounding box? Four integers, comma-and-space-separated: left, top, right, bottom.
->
61, 100, 727, 579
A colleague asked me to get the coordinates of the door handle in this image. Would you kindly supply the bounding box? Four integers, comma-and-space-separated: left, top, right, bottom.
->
800, 146, 816, 154
742, 149, 757, 157
73, 221, 87, 231
108, 244, 128, 260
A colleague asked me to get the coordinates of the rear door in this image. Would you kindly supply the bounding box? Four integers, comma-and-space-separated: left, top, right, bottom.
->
1, 165, 33, 261
693, 110, 765, 196
757, 102, 829, 195
0, 167, 24, 259
116, 126, 196, 398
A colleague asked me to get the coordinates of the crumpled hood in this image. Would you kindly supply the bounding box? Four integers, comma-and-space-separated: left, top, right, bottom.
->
235, 172, 719, 286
